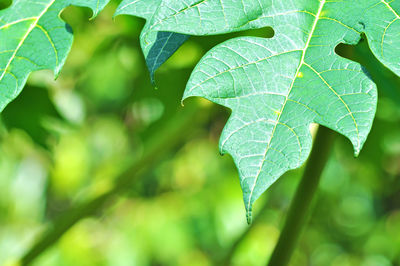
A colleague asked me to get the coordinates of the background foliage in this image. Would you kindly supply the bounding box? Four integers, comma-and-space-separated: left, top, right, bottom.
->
0, 1, 400, 265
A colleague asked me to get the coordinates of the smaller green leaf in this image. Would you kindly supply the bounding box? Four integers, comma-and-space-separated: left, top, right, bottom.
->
115, 0, 189, 83
0, 0, 110, 112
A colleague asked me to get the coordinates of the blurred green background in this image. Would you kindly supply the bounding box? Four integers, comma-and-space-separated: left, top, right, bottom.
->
1, 1, 400, 265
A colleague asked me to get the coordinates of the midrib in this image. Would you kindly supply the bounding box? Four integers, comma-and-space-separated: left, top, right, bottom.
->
0, 0, 56, 83
246, 0, 326, 216
381, 0, 400, 18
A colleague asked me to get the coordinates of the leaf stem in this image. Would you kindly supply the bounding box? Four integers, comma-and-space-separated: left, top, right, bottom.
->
267, 125, 336, 266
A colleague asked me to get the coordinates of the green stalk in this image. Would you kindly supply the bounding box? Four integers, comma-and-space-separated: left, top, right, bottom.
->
267, 126, 336, 266
20, 103, 210, 265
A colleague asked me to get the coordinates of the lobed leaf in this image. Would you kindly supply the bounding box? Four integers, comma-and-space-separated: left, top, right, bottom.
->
138, 0, 400, 222
0, 0, 110, 111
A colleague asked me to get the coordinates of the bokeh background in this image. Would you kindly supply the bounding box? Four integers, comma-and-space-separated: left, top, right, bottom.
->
1, 1, 400, 265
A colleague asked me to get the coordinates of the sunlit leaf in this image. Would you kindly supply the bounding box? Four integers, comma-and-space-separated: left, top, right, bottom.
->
139, 0, 400, 222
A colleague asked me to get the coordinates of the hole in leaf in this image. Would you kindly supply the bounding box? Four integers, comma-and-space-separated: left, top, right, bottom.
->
0, 0, 11, 10
335, 40, 363, 64
244, 27, 275, 39
242, 26, 275, 38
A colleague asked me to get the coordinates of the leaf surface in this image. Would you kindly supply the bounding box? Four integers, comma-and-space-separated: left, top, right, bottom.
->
0, 0, 110, 111
139, 0, 400, 222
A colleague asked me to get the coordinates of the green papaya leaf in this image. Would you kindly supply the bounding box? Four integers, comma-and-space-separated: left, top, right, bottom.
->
115, 0, 189, 83
142, 0, 400, 222
0, 0, 110, 112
